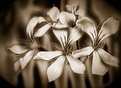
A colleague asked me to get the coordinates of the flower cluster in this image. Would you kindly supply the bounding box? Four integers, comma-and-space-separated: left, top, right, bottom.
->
9, 5, 119, 82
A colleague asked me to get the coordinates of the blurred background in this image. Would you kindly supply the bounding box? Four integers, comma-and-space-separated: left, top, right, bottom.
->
0, 0, 121, 88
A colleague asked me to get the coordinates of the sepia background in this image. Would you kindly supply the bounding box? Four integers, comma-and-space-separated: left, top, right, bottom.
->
0, 0, 121, 88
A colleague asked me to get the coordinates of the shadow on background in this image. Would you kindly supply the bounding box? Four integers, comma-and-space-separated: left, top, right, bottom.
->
0, 77, 15, 88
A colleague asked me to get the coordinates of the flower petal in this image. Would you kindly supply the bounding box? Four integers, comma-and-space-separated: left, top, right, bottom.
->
47, 6, 60, 22
34, 51, 63, 60
98, 48, 119, 67
47, 55, 65, 82
52, 22, 68, 29
59, 12, 76, 26
66, 4, 78, 13
53, 29, 67, 48
79, 17, 97, 44
34, 23, 51, 37
92, 51, 109, 75
14, 50, 35, 74
20, 50, 35, 69
26, 17, 38, 39
66, 54, 86, 74
68, 27, 82, 44
8, 44, 28, 54
26, 17, 46, 39
98, 17, 119, 43
72, 46, 94, 58
38, 17, 46, 23
76, 19, 83, 30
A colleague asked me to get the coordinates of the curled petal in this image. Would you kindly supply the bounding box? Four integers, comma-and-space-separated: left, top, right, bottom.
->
26, 17, 46, 39
68, 27, 82, 44
79, 17, 97, 44
76, 19, 83, 30
98, 48, 119, 67
26, 17, 38, 39
34, 23, 51, 37
34, 51, 63, 60
8, 44, 28, 54
47, 6, 60, 22
14, 50, 35, 74
53, 29, 67, 48
38, 17, 46, 23
92, 51, 109, 75
47, 55, 65, 82
98, 17, 119, 43
59, 12, 76, 26
66, 54, 86, 74
72, 46, 94, 58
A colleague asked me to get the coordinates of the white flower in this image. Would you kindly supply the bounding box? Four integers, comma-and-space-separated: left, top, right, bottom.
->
9, 15, 47, 75
34, 28, 85, 82
9, 6, 59, 75
57, 5, 84, 36
72, 17, 119, 75
8, 39, 43, 75
26, 6, 68, 39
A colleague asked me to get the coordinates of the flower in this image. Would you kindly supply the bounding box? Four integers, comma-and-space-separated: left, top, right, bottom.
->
8, 39, 45, 75
8, 16, 47, 75
58, 4, 83, 30
27, 5, 84, 39
72, 17, 119, 75
34, 28, 86, 82
26, 6, 68, 39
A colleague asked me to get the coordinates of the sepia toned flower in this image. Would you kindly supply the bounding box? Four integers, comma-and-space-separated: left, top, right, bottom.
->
26, 6, 68, 39
34, 28, 85, 82
8, 16, 48, 75
72, 17, 119, 75
8, 39, 43, 75
58, 5, 83, 31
